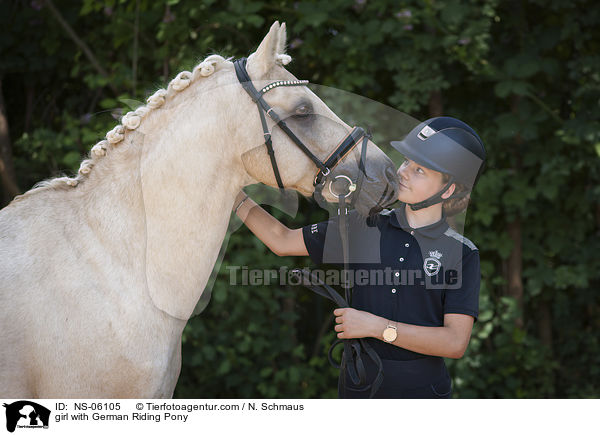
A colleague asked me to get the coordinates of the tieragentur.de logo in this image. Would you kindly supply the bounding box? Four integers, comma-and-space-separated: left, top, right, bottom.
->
3, 401, 50, 433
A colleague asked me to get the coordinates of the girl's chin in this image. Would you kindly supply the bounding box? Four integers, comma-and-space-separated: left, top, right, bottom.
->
396, 194, 414, 204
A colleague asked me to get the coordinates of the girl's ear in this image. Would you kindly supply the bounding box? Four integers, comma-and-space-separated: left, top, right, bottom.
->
441, 183, 456, 199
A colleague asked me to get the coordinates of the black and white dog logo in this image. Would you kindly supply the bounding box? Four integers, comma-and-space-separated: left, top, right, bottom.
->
3, 401, 50, 433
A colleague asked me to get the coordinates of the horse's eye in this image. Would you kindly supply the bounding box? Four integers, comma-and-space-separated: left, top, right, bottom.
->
294, 104, 312, 118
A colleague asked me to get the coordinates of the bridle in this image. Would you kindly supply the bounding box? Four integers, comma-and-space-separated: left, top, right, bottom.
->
234, 57, 384, 398
233, 57, 367, 192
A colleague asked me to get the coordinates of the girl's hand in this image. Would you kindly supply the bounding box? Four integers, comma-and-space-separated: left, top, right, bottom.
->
333, 308, 386, 339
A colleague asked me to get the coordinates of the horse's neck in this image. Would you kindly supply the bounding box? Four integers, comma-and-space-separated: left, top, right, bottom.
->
142, 120, 247, 320
77, 131, 150, 267
82, 118, 246, 321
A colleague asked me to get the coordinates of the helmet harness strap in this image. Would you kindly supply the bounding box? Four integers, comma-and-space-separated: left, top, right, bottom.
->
408, 176, 470, 211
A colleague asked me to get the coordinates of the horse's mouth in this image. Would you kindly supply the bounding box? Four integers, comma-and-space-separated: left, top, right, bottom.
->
297, 186, 314, 197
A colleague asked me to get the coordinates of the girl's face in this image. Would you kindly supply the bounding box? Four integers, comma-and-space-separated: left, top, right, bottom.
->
396, 158, 452, 204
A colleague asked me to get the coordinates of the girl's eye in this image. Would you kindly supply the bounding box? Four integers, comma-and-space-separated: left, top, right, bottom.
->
416, 167, 424, 174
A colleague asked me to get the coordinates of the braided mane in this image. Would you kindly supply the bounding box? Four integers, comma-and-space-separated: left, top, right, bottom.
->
12, 54, 229, 203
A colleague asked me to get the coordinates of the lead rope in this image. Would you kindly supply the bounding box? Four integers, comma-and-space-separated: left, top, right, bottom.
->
294, 187, 384, 399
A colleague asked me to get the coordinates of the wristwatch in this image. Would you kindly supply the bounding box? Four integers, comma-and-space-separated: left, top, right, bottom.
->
382, 322, 397, 343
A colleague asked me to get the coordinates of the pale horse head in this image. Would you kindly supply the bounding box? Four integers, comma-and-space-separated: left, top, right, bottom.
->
227, 22, 399, 214
134, 21, 400, 319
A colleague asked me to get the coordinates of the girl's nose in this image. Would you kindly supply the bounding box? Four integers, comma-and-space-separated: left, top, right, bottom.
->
397, 165, 409, 181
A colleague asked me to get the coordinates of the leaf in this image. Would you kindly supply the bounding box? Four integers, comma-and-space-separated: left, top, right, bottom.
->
494, 81, 513, 98
512, 81, 531, 96
99, 98, 117, 109
62, 151, 82, 170
440, 0, 469, 26
245, 14, 264, 28
494, 80, 531, 98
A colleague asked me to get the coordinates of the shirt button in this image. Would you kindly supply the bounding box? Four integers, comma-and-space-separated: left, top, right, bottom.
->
394, 272, 399, 277
399, 257, 404, 262
405, 243, 410, 247
391, 288, 397, 293
410, 230, 414, 235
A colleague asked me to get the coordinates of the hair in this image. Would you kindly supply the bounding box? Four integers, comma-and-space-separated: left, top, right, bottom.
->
12, 54, 231, 203
441, 173, 471, 217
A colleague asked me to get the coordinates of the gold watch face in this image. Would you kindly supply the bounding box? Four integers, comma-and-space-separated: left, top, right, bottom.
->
383, 327, 397, 343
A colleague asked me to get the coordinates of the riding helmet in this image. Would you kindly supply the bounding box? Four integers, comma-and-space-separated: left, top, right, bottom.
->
390, 116, 486, 190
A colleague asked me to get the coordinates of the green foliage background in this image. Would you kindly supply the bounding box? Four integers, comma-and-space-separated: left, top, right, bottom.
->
1, 0, 598, 398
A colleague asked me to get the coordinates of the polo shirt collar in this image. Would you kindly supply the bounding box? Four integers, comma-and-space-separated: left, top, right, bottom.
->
389, 203, 449, 238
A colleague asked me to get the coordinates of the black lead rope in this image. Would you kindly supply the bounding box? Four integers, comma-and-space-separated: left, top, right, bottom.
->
294, 191, 384, 399
233, 57, 384, 396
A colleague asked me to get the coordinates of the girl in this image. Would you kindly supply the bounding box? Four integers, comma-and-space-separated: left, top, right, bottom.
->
233, 116, 486, 398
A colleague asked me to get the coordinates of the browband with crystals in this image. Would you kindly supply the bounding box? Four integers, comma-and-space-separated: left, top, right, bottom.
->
234, 57, 366, 190
260, 79, 310, 94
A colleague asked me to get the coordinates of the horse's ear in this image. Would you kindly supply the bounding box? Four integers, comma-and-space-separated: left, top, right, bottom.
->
248, 21, 282, 77
275, 23, 292, 65
277, 22, 287, 55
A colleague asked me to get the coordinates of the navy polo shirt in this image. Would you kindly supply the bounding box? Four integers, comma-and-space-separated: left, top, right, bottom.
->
301, 203, 480, 361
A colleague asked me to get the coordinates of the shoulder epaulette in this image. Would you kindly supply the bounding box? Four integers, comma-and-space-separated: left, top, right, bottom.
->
443, 227, 478, 251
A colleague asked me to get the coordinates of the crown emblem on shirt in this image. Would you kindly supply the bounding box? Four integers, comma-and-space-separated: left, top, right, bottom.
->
424, 251, 442, 276
429, 250, 443, 259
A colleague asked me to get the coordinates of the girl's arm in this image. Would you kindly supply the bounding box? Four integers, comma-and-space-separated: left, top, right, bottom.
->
234, 192, 308, 257
333, 309, 474, 359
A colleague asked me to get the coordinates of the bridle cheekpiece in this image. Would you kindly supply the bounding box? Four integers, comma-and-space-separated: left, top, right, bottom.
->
233, 57, 366, 191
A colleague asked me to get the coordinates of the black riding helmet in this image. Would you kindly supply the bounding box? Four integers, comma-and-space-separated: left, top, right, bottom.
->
390, 116, 486, 211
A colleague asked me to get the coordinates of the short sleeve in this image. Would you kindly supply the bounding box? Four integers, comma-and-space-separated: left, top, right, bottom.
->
443, 249, 481, 322
302, 211, 383, 266
301, 219, 335, 266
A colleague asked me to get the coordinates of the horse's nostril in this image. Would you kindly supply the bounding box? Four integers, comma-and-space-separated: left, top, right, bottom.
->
386, 167, 396, 180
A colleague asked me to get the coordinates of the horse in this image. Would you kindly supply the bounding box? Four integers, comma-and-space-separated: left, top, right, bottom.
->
0, 21, 397, 398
